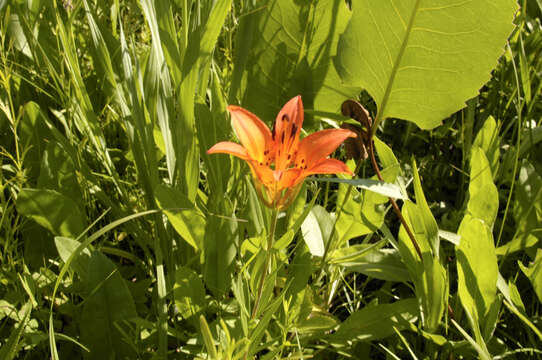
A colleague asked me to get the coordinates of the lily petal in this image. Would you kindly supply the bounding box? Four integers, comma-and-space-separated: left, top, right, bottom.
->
304, 158, 353, 177
248, 161, 276, 187
273, 96, 303, 170
296, 129, 356, 168
228, 105, 273, 163
277, 168, 303, 189
207, 141, 250, 160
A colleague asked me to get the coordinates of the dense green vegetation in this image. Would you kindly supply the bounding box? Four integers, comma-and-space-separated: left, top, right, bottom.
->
0, 0, 541, 359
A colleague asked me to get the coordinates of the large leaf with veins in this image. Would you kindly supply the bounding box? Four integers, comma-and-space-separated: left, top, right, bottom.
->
234, 0, 360, 127
335, 0, 517, 130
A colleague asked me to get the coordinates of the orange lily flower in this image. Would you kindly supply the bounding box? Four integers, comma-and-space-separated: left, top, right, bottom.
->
207, 96, 356, 210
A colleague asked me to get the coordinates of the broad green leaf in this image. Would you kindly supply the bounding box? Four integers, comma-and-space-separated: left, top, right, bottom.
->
328, 241, 384, 265
309, 177, 407, 200
467, 147, 499, 227
335, 184, 387, 242
330, 298, 418, 343
54, 237, 91, 280
340, 248, 411, 283
38, 141, 83, 206
335, 0, 517, 130
174, 267, 206, 319
237, 0, 360, 127
374, 136, 399, 169
335, 161, 395, 242
519, 249, 542, 303
80, 251, 137, 359
301, 205, 334, 257
456, 216, 498, 330
397, 163, 447, 333
203, 202, 237, 296
154, 184, 205, 250
297, 310, 339, 334
285, 252, 313, 325
8, 13, 32, 58
473, 116, 500, 179
16, 188, 86, 238
19, 102, 50, 179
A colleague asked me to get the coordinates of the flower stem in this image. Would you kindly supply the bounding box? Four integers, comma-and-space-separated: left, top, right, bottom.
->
251, 208, 279, 319
367, 140, 423, 262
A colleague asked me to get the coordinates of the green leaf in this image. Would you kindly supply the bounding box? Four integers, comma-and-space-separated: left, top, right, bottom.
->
335, 161, 391, 242
331, 298, 418, 343
0, 302, 31, 360
456, 216, 498, 330
411, 159, 440, 255
38, 141, 84, 206
54, 237, 91, 280
497, 274, 542, 341
203, 203, 237, 296
473, 116, 500, 180
467, 147, 499, 227
519, 249, 542, 303
397, 162, 447, 333
339, 248, 411, 283
7, 13, 32, 58
80, 251, 137, 359
335, 0, 517, 130
174, 267, 206, 319
297, 310, 339, 334
328, 241, 384, 265
19, 102, 50, 179
238, 0, 360, 127
177, 0, 232, 200
154, 184, 205, 250
195, 87, 231, 199
309, 177, 407, 200
16, 188, 86, 238
301, 205, 334, 257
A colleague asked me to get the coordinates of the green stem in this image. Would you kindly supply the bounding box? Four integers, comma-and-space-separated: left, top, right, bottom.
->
251, 208, 278, 319
318, 159, 364, 280
367, 140, 423, 261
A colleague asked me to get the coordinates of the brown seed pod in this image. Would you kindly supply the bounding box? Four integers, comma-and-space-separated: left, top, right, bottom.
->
340, 99, 373, 160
